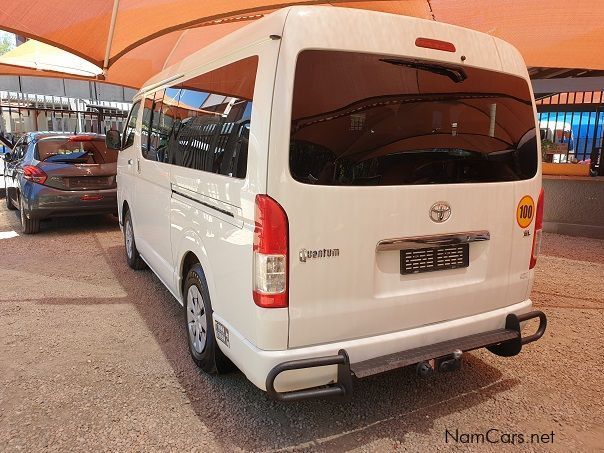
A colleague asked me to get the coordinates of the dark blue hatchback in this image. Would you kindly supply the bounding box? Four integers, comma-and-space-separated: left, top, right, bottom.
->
2, 132, 118, 234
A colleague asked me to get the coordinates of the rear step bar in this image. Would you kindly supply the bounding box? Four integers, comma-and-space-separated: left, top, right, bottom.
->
266, 310, 547, 402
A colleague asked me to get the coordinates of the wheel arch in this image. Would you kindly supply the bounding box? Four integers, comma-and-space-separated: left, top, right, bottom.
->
174, 230, 216, 306
120, 200, 130, 226
181, 251, 201, 293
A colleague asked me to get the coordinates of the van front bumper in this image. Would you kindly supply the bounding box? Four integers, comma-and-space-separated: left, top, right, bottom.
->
215, 299, 546, 401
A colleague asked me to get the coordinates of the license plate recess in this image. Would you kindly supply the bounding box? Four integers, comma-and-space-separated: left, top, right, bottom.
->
400, 243, 469, 274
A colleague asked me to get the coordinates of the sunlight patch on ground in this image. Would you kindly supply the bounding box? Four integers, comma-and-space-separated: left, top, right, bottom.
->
0, 230, 18, 239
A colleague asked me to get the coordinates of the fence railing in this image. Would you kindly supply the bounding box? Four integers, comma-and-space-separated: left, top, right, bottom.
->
0, 91, 130, 142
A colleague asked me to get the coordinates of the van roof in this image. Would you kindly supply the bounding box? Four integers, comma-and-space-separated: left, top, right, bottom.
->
137, 6, 528, 98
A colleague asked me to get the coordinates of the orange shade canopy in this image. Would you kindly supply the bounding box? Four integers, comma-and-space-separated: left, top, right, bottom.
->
0, 1, 603, 90
0, 40, 102, 77
0, 22, 254, 89
0, 1, 431, 69
430, 0, 604, 71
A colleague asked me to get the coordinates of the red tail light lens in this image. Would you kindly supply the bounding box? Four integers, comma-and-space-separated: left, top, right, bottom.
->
253, 195, 288, 308
23, 165, 47, 185
530, 188, 545, 269
415, 37, 456, 53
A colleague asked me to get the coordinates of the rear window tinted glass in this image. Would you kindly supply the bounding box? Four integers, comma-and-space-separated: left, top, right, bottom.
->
290, 50, 538, 186
36, 138, 117, 164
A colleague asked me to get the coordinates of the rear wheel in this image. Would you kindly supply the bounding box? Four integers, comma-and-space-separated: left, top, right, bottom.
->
19, 200, 40, 234
184, 264, 233, 374
123, 209, 146, 270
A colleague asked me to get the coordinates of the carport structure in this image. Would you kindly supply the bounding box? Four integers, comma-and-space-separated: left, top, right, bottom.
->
1, 0, 604, 89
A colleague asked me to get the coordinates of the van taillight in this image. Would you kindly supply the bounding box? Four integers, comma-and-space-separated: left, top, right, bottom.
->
253, 195, 288, 308
23, 165, 47, 185
415, 37, 456, 53
530, 189, 545, 269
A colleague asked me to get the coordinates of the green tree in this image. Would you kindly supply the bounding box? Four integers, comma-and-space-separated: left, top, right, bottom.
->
0, 35, 14, 56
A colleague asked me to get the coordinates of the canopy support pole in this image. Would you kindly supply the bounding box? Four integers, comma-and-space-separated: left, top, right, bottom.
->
162, 31, 186, 70
102, 0, 120, 76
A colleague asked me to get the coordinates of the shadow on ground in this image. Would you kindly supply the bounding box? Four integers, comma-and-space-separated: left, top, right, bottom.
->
0, 208, 519, 451
26, 218, 518, 451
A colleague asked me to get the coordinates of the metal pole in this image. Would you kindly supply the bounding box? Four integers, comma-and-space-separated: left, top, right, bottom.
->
102, 0, 120, 76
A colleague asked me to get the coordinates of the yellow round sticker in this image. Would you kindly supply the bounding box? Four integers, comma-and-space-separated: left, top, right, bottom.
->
516, 195, 535, 228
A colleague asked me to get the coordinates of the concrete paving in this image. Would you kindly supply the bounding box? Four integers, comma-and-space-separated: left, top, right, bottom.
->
0, 207, 602, 452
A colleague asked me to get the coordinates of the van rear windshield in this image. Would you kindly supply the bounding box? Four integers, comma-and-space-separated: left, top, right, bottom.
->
289, 50, 538, 186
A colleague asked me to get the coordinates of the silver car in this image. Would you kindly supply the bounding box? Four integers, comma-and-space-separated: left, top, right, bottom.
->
3, 132, 118, 234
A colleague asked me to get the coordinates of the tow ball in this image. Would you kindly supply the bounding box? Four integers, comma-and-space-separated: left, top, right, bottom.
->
416, 349, 463, 376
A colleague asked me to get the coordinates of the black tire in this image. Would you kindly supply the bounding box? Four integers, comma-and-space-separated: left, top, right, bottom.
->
123, 209, 146, 270
5, 184, 16, 210
20, 201, 40, 234
184, 264, 234, 374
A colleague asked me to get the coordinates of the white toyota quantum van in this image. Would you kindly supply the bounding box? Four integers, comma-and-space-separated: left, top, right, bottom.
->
106, 6, 547, 401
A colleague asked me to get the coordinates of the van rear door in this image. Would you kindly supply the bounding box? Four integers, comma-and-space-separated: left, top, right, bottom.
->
271, 50, 540, 348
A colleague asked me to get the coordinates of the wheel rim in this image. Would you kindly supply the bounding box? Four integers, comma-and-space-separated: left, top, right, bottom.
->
186, 285, 207, 354
125, 217, 133, 259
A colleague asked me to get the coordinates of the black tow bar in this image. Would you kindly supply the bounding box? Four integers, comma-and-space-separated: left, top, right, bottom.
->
416, 349, 463, 376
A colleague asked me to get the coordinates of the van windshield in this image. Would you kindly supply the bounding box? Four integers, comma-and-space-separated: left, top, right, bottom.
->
289, 50, 538, 186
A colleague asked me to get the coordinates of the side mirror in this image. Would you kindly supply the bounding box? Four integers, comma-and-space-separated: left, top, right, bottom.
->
106, 129, 122, 150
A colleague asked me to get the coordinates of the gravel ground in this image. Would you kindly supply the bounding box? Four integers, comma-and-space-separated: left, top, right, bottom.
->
0, 206, 602, 452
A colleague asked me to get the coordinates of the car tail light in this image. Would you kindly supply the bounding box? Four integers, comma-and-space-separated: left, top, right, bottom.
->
68, 135, 95, 141
253, 195, 288, 308
529, 188, 545, 269
415, 37, 456, 53
23, 165, 47, 185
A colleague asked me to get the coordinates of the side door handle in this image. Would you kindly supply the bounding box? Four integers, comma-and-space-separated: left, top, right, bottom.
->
137, 159, 141, 173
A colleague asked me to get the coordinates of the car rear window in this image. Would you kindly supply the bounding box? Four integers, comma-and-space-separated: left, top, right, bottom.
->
289, 50, 538, 186
36, 137, 117, 164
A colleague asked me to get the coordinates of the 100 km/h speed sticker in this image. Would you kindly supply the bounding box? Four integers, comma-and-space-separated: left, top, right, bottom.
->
517, 195, 535, 228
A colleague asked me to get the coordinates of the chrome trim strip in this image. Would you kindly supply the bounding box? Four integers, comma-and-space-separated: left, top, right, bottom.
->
171, 189, 235, 218
376, 230, 490, 251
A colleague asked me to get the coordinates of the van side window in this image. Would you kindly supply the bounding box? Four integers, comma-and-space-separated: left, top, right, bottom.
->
146, 89, 166, 162
142, 88, 182, 163
122, 100, 141, 149
165, 56, 258, 178
141, 96, 154, 156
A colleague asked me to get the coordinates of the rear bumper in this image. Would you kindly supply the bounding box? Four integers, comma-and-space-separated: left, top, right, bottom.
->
266, 310, 547, 401
22, 182, 117, 219
216, 299, 545, 399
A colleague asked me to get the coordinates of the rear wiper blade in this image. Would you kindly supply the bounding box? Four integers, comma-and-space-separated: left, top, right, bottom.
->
44, 151, 89, 163
380, 59, 467, 83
